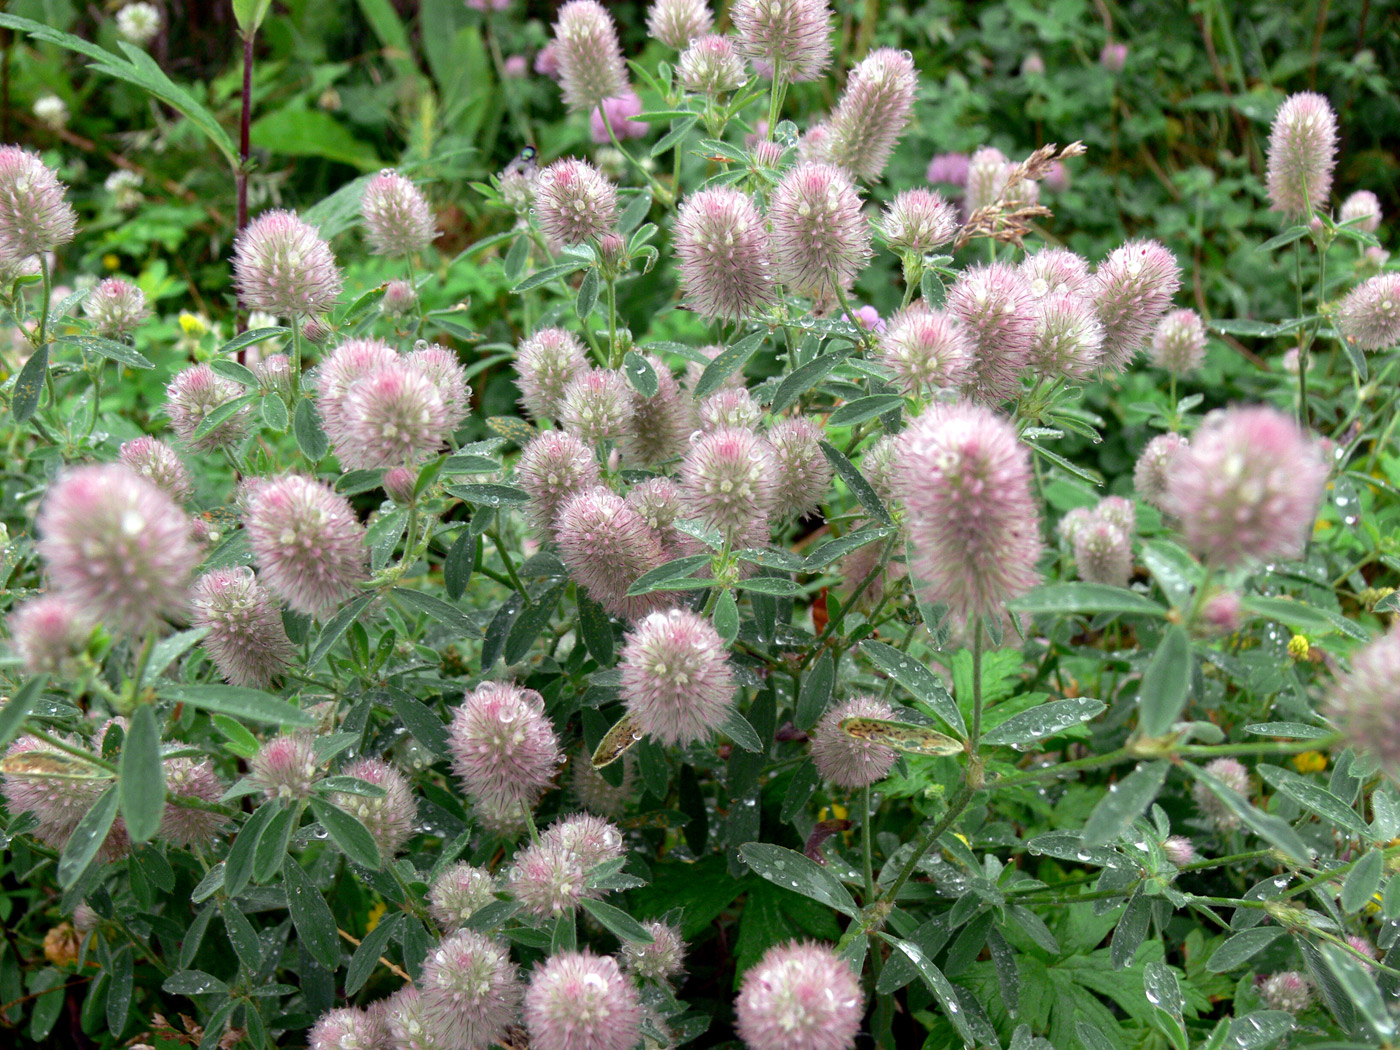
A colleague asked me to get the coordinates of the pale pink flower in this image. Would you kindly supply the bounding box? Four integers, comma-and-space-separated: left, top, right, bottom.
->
119, 436, 192, 502
159, 757, 227, 848
1133, 432, 1189, 511
731, 0, 833, 83
232, 209, 342, 316
769, 162, 871, 300
1336, 273, 1400, 352
1324, 628, 1400, 778
1029, 292, 1105, 379
190, 567, 296, 689
1193, 757, 1250, 832
310, 1007, 384, 1050
517, 429, 602, 535
1099, 42, 1127, 72
384, 988, 449, 1050
698, 387, 762, 432
361, 170, 437, 256
925, 152, 969, 187
249, 735, 321, 803
646, 0, 713, 49
946, 263, 1036, 404
768, 415, 832, 521
83, 277, 149, 337
535, 158, 618, 247
674, 187, 776, 321
556, 487, 671, 620
963, 146, 1009, 216
620, 608, 735, 745
679, 426, 779, 546
551, 1, 629, 112
559, 368, 633, 444
1266, 92, 1337, 216
315, 337, 400, 450
515, 328, 590, 421
0, 146, 76, 260
509, 838, 590, 917
525, 952, 642, 1050
407, 343, 471, 431
679, 35, 746, 95
419, 929, 520, 1049
1259, 971, 1313, 1013
1073, 520, 1132, 588
1340, 190, 1382, 232
447, 682, 561, 817
735, 941, 863, 1050
333, 757, 416, 860
166, 364, 251, 453
878, 303, 974, 397
622, 357, 691, 467
879, 189, 958, 255
1150, 308, 1207, 374
8, 595, 89, 676
590, 92, 647, 144
1021, 247, 1092, 298
335, 362, 449, 469
819, 48, 917, 182
811, 696, 898, 787
621, 921, 686, 982
1161, 836, 1196, 867
244, 474, 368, 618
428, 862, 497, 932
1089, 240, 1182, 371
624, 477, 685, 554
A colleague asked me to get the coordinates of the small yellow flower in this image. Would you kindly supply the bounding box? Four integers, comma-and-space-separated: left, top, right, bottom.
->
1292, 750, 1327, 774
178, 311, 208, 337
817, 804, 849, 823
1287, 635, 1310, 661
365, 899, 386, 932
952, 832, 971, 847
101, 253, 120, 270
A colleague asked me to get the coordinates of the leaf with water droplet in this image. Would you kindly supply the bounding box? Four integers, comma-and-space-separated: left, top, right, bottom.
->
739, 842, 859, 917
840, 717, 964, 756
980, 696, 1105, 747
283, 853, 341, 970
859, 640, 965, 736
57, 785, 119, 888
1080, 761, 1169, 847
593, 712, 644, 769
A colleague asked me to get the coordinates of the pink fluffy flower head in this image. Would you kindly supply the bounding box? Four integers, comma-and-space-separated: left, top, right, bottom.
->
332, 757, 416, 860
551, 1, 629, 113
590, 92, 647, 145
8, 595, 89, 676
679, 35, 746, 95
335, 362, 449, 469
190, 567, 297, 689
1021, 247, 1091, 299
448, 681, 561, 817
1340, 190, 1382, 233
1324, 628, 1400, 779
385, 988, 450, 1050
1073, 519, 1132, 588
768, 415, 832, 521
926, 152, 970, 187
1150, 308, 1207, 374
244, 474, 368, 618
556, 487, 670, 620
559, 368, 633, 445
535, 158, 618, 248
159, 757, 227, 848
620, 608, 735, 745
646, 0, 713, 49
361, 170, 437, 256
37, 464, 199, 635
623, 357, 691, 467
1266, 92, 1337, 216
812, 695, 898, 788
1165, 406, 1326, 568
517, 429, 602, 535
879, 189, 958, 256
879, 304, 974, 397
1029, 292, 1105, 379
674, 187, 776, 321
946, 262, 1037, 404
0, 146, 77, 260
542, 812, 624, 870
861, 433, 900, 507
249, 735, 321, 803
679, 426, 779, 545
166, 363, 251, 453
509, 837, 590, 917
525, 951, 642, 1050
735, 940, 864, 1050
699, 388, 762, 432
84, 277, 149, 337
819, 48, 917, 183
419, 928, 520, 1050
731, 0, 833, 82
516, 328, 590, 422
622, 920, 686, 982
625, 476, 684, 553
382, 278, 418, 317
1089, 239, 1182, 371
2, 734, 107, 845
1259, 971, 1313, 1014
1336, 273, 1400, 352
309, 1007, 384, 1050
1099, 41, 1127, 72
769, 162, 871, 300
118, 436, 191, 503
893, 402, 1043, 625
408, 342, 472, 431
315, 337, 400, 449
233, 209, 342, 316
1133, 432, 1189, 511
429, 862, 497, 931
964, 146, 1009, 216
1161, 835, 1196, 867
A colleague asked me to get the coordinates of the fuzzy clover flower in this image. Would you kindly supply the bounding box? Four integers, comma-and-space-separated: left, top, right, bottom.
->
419, 929, 520, 1050
517, 430, 602, 535
1133, 432, 1189, 511
926, 152, 969, 187
232, 210, 342, 317
860, 433, 900, 508
253, 354, 292, 399
190, 567, 297, 689
679, 426, 780, 546
515, 328, 590, 422
946, 263, 1036, 404
1324, 629, 1400, 779
542, 813, 625, 869
619, 608, 735, 745
166, 364, 251, 453
879, 189, 958, 256
590, 92, 647, 145
310, 1007, 384, 1050
768, 416, 832, 521
679, 35, 746, 95
963, 146, 1009, 216
893, 402, 1042, 626
0, 146, 77, 261
382, 279, 418, 317
249, 735, 321, 803
37, 464, 199, 636
731, 0, 833, 82
622, 921, 686, 982
360, 170, 437, 256
2, 735, 107, 842
1150, 308, 1207, 374
333, 757, 416, 860
1161, 836, 1196, 867
428, 863, 497, 932
819, 48, 917, 183
1266, 92, 1337, 216
118, 436, 192, 503
314, 337, 400, 449
1259, 972, 1313, 1013
1029, 292, 1105, 380
244, 474, 368, 618
556, 487, 671, 620
878, 304, 974, 397
552, 1, 629, 113
115, 2, 161, 45
525, 951, 642, 1050
646, 0, 713, 49
736, 940, 864, 1050
1340, 190, 1382, 233
8, 595, 89, 676
408, 343, 472, 431
33, 94, 68, 130
699, 388, 762, 432
1021, 247, 1092, 299
559, 368, 633, 444
1089, 240, 1182, 371
509, 838, 590, 917
159, 757, 227, 848
811, 696, 898, 788
1336, 273, 1400, 352
674, 187, 777, 321
83, 278, 149, 337
622, 358, 691, 467
1193, 757, 1250, 832
1165, 406, 1326, 568
335, 362, 450, 469
769, 162, 871, 300
625, 477, 684, 552
535, 159, 618, 248
385, 988, 451, 1050
1073, 520, 1132, 588
448, 682, 561, 818
570, 749, 635, 818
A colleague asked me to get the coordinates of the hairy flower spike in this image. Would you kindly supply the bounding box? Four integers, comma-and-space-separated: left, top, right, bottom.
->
428, 863, 497, 932
1150, 308, 1207, 374
1133, 432, 1189, 511
1029, 292, 1104, 379
535, 158, 618, 248
8, 595, 89, 676
674, 187, 777, 321
946, 263, 1036, 404
309, 1008, 384, 1050
620, 608, 735, 745
116, 2, 161, 45
964, 147, 1009, 216
0, 146, 77, 260
679, 426, 779, 546
559, 368, 633, 444
1336, 273, 1400, 352
119, 436, 192, 503
315, 337, 400, 450
569, 748, 635, 817
1193, 757, 1250, 832
625, 477, 685, 554
525, 951, 642, 1050
768, 416, 832, 520
361, 170, 436, 256
1266, 92, 1338, 216
190, 567, 296, 689
820, 48, 917, 182
37, 464, 199, 636
735, 941, 864, 1050
1089, 240, 1182, 371
679, 35, 746, 95
1021, 247, 1091, 299
232, 209, 342, 317
1161, 836, 1196, 867
166, 364, 252, 453
333, 757, 416, 860
769, 162, 872, 300
879, 304, 974, 397
408, 343, 471, 431
646, 0, 713, 49
1259, 972, 1313, 1014
335, 362, 449, 470
1165, 406, 1326, 568
1073, 520, 1132, 588
159, 757, 227, 848
542, 812, 625, 870
509, 838, 589, 917
419, 929, 520, 1050
385, 988, 450, 1050
812, 696, 898, 788
699, 387, 762, 432
84, 277, 149, 337
249, 735, 321, 803
551, 1, 629, 113
622, 921, 686, 982
447, 682, 561, 819
556, 487, 671, 620
1324, 629, 1400, 779
893, 402, 1042, 625
1340, 190, 1382, 233
244, 474, 368, 618
623, 357, 692, 467
517, 430, 602, 535
515, 328, 590, 421
880, 189, 958, 255
731, 0, 833, 83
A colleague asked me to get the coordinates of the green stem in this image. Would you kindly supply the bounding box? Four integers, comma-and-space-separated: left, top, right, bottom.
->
969, 622, 984, 753
878, 781, 975, 905
490, 530, 526, 596
1294, 240, 1310, 429
36, 254, 52, 348
290, 312, 304, 401
83, 355, 103, 441
600, 109, 671, 205
1183, 568, 1215, 629
128, 630, 157, 705
605, 277, 619, 367
833, 284, 876, 351
861, 783, 876, 903
766, 66, 787, 139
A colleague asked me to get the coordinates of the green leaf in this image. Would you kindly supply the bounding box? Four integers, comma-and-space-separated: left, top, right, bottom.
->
444, 529, 476, 601
219, 900, 263, 972
576, 267, 599, 319
769, 346, 855, 414
0, 675, 46, 750
283, 855, 341, 970
1320, 943, 1396, 1039
1080, 762, 1170, 846
217, 327, 291, 357
735, 576, 801, 596
693, 330, 765, 399
392, 587, 483, 638
445, 483, 531, 505
577, 594, 615, 666
293, 399, 329, 461
106, 947, 134, 1033
513, 262, 586, 292
11, 344, 48, 423
882, 935, 978, 1046
1257, 226, 1309, 252
820, 441, 892, 524
224, 801, 277, 898
981, 697, 1105, 747
804, 526, 893, 570
252, 106, 381, 170
860, 640, 965, 736
1205, 927, 1286, 972
261, 392, 289, 432
190, 393, 256, 442
579, 898, 655, 943
163, 685, 314, 727
622, 351, 659, 398
1209, 318, 1280, 337
308, 797, 383, 870
1137, 624, 1192, 737
840, 717, 964, 756
795, 650, 834, 730
1342, 850, 1385, 913
58, 334, 153, 369
828, 395, 906, 427
1241, 595, 1369, 641
232, 0, 274, 32
58, 787, 120, 888
210, 354, 259, 385
162, 970, 229, 996
118, 705, 165, 843
1243, 721, 1332, 739
1255, 764, 1370, 836
738, 843, 859, 917
650, 115, 698, 157
1181, 762, 1312, 864
720, 708, 763, 752
713, 588, 739, 644
255, 806, 297, 883
346, 913, 403, 996
1110, 885, 1151, 969
504, 584, 564, 664
626, 554, 712, 596
309, 594, 375, 667
389, 691, 449, 758
1009, 582, 1168, 618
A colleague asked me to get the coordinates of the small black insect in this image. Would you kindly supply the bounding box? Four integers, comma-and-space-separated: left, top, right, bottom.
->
503, 145, 538, 179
